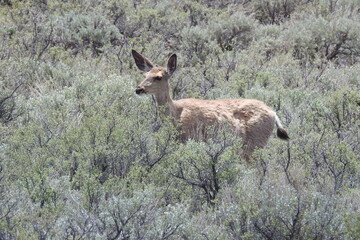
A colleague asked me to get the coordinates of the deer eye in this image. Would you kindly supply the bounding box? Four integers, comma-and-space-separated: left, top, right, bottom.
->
154, 76, 162, 81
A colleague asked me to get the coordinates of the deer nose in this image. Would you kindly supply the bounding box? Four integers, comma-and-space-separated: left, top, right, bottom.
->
135, 88, 145, 95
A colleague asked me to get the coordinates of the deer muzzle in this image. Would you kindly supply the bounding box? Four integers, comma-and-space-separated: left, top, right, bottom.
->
135, 88, 145, 95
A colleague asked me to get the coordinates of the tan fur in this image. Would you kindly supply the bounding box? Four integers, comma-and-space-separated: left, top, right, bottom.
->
132, 50, 289, 161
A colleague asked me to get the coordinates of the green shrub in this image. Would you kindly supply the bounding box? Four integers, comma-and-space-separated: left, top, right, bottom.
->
54, 12, 121, 56
1, 0, 360, 238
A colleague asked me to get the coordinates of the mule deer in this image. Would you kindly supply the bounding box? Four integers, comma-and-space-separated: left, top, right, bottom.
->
132, 50, 289, 160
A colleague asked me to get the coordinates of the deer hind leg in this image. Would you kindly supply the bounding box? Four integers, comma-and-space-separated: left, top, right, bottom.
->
241, 140, 255, 163
241, 118, 275, 161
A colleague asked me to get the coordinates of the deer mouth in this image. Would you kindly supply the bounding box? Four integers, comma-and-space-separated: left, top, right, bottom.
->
135, 88, 146, 95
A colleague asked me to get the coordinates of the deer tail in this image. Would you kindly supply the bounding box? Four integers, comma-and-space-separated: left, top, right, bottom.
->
275, 114, 289, 140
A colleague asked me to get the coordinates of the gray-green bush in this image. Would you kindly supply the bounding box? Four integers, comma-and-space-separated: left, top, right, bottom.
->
1, 0, 360, 239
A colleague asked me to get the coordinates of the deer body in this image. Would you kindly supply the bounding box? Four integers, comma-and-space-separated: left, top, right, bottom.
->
132, 50, 289, 160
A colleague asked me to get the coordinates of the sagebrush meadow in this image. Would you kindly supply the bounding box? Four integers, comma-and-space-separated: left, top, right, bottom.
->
0, 0, 360, 239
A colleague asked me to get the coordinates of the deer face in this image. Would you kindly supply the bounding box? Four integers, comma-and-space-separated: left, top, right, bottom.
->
135, 67, 170, 95
132, 50, 177, 96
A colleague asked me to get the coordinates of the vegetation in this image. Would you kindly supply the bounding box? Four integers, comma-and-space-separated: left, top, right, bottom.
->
1, 0, 360, 239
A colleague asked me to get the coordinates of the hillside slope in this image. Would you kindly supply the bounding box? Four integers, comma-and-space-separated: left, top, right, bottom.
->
1, 0, 360, 239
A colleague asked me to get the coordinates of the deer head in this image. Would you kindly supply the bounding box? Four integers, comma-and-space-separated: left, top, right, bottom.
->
132, 50, 177, 96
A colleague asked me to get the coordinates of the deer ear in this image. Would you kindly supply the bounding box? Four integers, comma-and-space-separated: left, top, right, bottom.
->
167, 54, 177, 75
132, 50, 154, 72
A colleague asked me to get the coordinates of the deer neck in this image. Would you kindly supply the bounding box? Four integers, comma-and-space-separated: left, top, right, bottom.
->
154, 91, 176, 118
